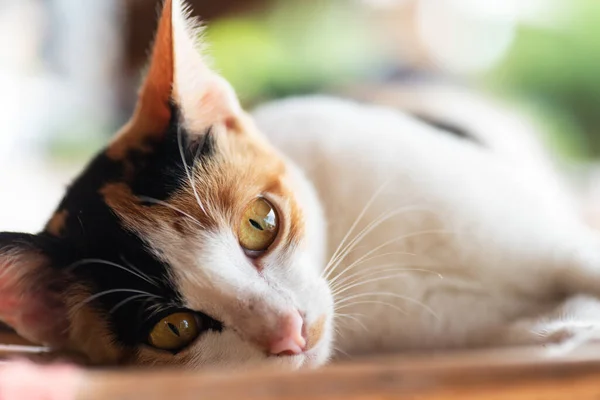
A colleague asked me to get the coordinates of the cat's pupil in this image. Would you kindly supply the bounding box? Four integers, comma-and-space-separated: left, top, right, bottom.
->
249, 219, 264, 231
167, 322, 180, 337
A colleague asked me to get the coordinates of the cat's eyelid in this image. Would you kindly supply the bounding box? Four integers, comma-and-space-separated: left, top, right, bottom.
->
195, 126, 214, 156
244, 249, 264, 259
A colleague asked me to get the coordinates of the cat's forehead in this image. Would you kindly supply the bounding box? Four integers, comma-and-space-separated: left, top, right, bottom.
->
45, 109, 297, 243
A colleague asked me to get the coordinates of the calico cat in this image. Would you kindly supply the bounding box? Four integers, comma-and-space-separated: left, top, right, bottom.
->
2, 0, 600, 373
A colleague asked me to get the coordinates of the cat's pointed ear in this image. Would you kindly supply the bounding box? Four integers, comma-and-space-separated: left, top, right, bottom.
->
108, 0, 241, 159
0, 233, 68, 347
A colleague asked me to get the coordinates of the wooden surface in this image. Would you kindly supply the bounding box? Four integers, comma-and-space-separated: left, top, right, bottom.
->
2, 329, 600, 399
78, 346, 600, 399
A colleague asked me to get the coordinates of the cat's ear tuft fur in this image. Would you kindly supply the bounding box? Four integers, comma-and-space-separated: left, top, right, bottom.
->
170, 0, 241, 131
108, 0, 241, 159
0, 233, 69, 347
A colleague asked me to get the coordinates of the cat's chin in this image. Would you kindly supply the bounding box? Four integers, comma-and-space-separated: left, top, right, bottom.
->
292, 343, 332, 370
253, 341, 332, 372
260, 352, 328, 372
301, 350, 330, 370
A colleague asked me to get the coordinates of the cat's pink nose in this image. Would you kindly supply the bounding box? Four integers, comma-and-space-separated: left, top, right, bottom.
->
269, 311, 306, 356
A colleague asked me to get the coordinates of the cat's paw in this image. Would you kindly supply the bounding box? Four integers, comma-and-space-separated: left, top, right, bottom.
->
498, 295, 600, 355
533, 322, 600, 356
0, 360, 83, 400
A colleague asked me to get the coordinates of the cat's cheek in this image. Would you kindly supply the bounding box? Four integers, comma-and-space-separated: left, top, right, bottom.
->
0, 360, 84, 400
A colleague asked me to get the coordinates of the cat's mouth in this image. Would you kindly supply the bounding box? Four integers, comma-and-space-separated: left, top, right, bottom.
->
298, 341, 332, 369
302, 347, 325, 367
293, 317, 333, 369
268, 348, 323, 370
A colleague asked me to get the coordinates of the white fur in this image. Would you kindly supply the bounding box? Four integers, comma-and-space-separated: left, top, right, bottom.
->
252, 92, 600, 360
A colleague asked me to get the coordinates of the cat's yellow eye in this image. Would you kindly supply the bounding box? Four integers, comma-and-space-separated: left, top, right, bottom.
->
148, 312, 200, 351
238, 198, 279, 253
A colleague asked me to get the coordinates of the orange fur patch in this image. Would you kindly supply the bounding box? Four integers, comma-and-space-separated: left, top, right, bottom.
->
100, 181, 214, 235
45, 210, 68, 237
100, 183, 161, 229
306, 314, 327, 350
66, 287, 127, 365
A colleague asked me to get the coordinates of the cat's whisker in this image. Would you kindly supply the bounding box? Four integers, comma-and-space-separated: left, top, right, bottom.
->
66, 258, 160, 288
140, 295, 161, 313
73, 288, 163, 315
324, 209, 396, 280
327, 251, 418, 288
336, 299, 409, 316
136, 195, 204, 228
109, 293, 162, 315
330, 263, 404, 292
321, 179, 392, 278
327, 229, 452, 284
335, 311, 369, 321
177, 123, 207, 215
330, 265, 442, 293
333, 346, 351, 359
332, 271, 440, 298
77, 215, 86, 236
324, 205, 428, 279
335, 291, 439, 320
119, 255, 163, 287
333, 327, 346, 341
145, 301, 179, 321
323, 206, 432, 281
145, 303, 165, 318
334, 313, 369, 333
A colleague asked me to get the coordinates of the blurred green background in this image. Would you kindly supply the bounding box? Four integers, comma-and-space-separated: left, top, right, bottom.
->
484, 0, 600, 161
20, 0, 600, 164
203, 0, 600, 162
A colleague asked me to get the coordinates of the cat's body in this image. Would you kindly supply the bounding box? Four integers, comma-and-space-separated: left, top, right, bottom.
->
1, 0, 600, 375
254, 90, 600, 358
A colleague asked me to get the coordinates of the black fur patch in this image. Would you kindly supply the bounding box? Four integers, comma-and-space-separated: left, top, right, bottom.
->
26, 104, 219, 347
411, 113, 481, 145
130, 106, 215, 201
0, 232, 54, 255
183, 127, 216, 168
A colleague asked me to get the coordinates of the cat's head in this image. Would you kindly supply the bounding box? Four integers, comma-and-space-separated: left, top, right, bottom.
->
0, 0, 332, 370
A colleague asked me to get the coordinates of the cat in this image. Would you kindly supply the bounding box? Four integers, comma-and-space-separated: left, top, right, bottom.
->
2, 0, 600, 373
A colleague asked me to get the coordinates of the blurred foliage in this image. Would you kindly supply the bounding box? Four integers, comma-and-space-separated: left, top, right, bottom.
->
45, 0, 600, 164
484, 0, 600, 161
208, 0, 600, 162
205, 0, 384, 107
47, 0, 386, 163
